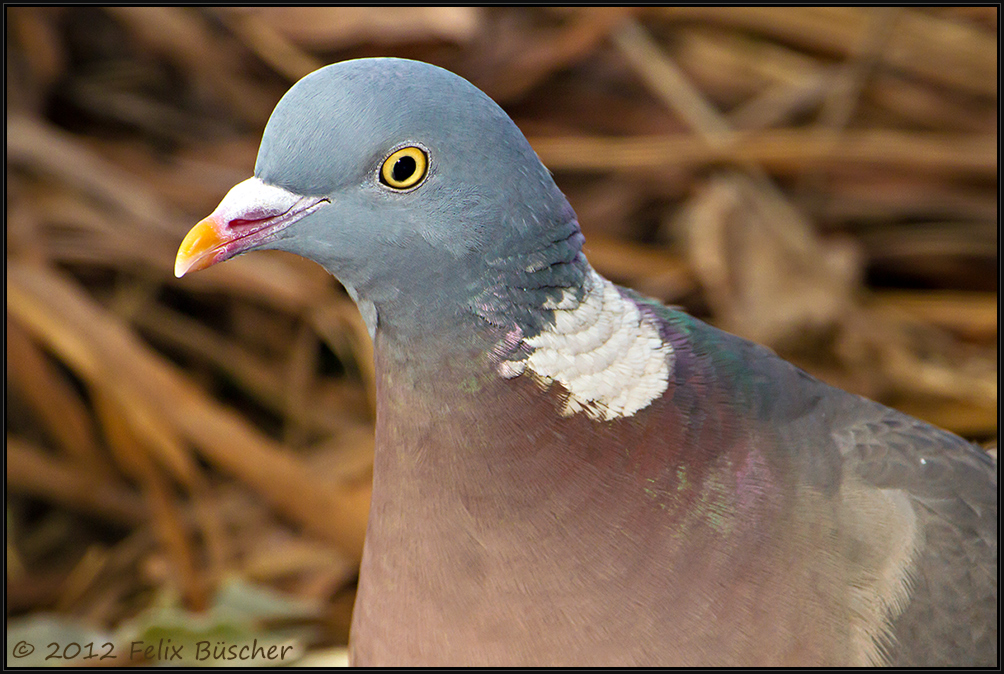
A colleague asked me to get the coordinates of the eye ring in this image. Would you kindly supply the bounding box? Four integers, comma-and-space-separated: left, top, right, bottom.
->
379, 146, 429, 190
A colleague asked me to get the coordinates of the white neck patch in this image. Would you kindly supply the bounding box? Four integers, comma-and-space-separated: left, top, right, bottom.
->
498, 269, 673, 421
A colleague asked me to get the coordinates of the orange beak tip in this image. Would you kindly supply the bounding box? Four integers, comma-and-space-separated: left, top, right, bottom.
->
175, 217, 224, 278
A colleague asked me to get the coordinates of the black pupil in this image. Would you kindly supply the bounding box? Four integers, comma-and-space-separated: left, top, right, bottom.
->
392, 155, 417, 182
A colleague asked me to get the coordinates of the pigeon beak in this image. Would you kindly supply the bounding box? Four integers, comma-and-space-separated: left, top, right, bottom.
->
175, 216, 227, 277
175, 177, 328, 278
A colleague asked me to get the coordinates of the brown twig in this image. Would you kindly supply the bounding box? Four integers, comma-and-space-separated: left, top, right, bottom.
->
8, 261, 370, 563
652, 7, 996, 97
529, 129, 997, 176
6, 436, 146, 527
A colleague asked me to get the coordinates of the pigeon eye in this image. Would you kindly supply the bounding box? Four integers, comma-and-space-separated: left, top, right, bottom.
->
380, 146, 428, 190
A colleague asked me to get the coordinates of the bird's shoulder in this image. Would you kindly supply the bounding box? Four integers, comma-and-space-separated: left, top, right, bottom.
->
622, 284, 996, 521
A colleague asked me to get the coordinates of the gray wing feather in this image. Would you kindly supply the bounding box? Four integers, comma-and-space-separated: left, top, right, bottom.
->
833, 402, 997, 666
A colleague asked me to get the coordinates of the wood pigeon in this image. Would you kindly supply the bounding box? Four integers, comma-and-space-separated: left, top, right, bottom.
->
175, 58, 997, 666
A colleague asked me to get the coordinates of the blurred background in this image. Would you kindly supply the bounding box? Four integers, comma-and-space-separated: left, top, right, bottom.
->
6, 7, 997, 666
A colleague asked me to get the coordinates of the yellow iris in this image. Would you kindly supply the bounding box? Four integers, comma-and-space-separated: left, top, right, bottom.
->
380, 146, 428, 189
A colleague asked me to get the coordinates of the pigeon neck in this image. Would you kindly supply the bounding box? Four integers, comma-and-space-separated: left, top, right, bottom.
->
364, 215, 590, 374
469, 216, 589, 339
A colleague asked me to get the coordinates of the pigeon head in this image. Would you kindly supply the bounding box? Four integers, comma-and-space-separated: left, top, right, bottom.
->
176, 58, 584, 336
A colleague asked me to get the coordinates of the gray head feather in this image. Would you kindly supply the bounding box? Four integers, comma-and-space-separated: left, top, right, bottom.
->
254, 58, 585, 337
